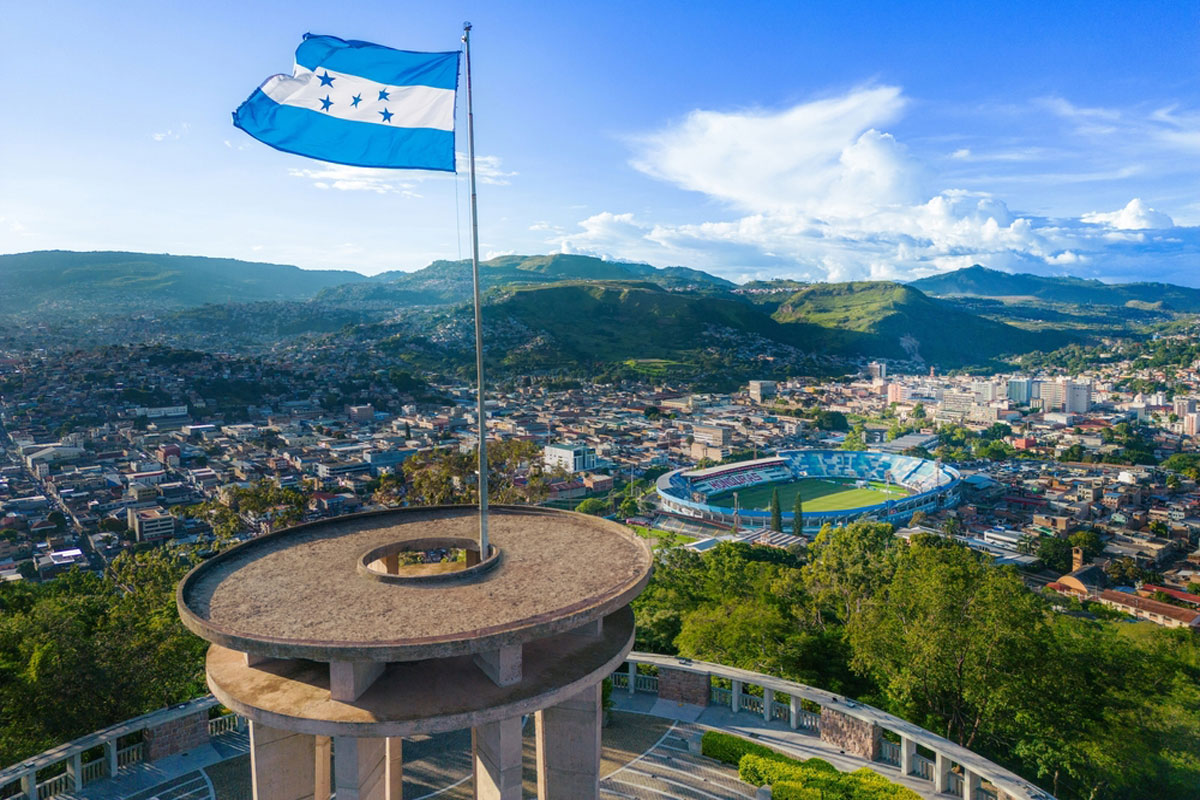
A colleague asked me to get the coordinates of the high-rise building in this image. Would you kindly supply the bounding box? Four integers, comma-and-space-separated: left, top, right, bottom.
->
748, 380, 777, 403
971, 381, 997, 403
1063, 381, 1091, 414
1184, 413, 1200, 437
1006, 378, 1033, 405
1174, 397, 1196, 418
887, 383, 910, 404
868, 361, 887, 380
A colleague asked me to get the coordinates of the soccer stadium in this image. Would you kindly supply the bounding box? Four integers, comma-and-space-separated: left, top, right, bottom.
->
655, 449, 960, 533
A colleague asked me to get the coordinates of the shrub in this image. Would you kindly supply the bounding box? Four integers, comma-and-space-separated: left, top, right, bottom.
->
707, 731, 919, 800
738, 754, 808, 786
772, 782, 828, 800
701, 730, 779, 766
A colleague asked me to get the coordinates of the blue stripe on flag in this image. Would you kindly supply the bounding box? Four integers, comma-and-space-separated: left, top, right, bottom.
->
233, 89, 455, 171
297, 34, 459, 90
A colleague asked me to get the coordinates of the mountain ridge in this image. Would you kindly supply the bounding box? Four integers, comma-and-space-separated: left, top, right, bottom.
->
910, 265, 1200, 310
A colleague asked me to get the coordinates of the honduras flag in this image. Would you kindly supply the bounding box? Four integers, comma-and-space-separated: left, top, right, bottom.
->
234, 34, 459, 171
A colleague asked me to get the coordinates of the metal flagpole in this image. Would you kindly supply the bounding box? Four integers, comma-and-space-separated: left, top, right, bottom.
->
462, 22, 489, 556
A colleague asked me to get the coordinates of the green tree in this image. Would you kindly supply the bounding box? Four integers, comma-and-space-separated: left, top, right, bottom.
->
850, 539, 1047, 750
618, 496, 639, 519
792, 491, 803, 536
1037, 537, 1073, 573
769, 487, 782, 532
1067, 529, 1103, 560
801, 521, 897, 627
911, 402, 926, 419
575, 497, 608, 516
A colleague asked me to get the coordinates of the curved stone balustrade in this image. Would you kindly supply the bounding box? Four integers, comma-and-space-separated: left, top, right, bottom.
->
0, 696, 224, 800
615, 652, 1056, 800
0, 653, 1056, 800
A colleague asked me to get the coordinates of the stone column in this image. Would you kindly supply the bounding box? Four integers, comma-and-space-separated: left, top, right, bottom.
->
731, 680, 742, 713
386, 738, 403, 800
104, 738, 118, 779
67, 752, 83, 791
963, 768, 981, 800
473, 716, 523, 800
536, 683, 601, 800
762, 688, 773, 722
250, 721, 316, 800
333, 736, 386, 800
933, 752, 951, 795
788, 695, 800, 730
19, 771, 35, 800
627, 662, 636, 694
314, 736, 331, 800
899, 735, 915, 777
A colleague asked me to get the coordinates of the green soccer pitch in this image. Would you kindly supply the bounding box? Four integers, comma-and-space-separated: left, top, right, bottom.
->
707, 477, 910, 513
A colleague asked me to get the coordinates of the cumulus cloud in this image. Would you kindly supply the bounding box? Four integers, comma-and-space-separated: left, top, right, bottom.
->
1082, 198, 1174, 230
287, 165, 421, 196
289, 154, 515, 193
556, 86, 1200, 284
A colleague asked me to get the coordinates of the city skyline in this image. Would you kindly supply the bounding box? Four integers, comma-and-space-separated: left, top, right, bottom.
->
4, 1, 1200, 284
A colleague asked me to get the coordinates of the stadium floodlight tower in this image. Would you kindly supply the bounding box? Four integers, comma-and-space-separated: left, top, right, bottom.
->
177, 505, 652, 800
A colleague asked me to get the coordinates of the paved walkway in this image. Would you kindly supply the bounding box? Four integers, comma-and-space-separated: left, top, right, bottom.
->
54, 697, 941, 800
611, 692, 941, 800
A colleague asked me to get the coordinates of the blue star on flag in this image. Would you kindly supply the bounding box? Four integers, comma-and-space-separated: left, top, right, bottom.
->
379, 108, 393, 123
318, 71, 335, 87
320, 95, 333, 112
351, 94, 362, 107
378, 88, 390, 101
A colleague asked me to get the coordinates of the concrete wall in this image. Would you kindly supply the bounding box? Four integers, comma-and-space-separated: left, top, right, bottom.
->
144, 710, 210, 761
657, 667, 711, 706
818, 706, 880, 761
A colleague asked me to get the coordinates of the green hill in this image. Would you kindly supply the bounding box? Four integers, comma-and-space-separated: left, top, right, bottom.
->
316, 253, 734, 307
0, 251, 365, 314
910, 265, 1200, 311
771, 281, 1064, 364
486, 281, 791, 365
450, 279, 1060, 373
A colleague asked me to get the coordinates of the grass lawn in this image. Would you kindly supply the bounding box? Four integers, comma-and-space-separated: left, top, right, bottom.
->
631, 525, 697, 548
708, 477, 909, 513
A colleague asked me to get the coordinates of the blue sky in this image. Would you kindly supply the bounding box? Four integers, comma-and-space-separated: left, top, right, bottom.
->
3, 1, 1199, 284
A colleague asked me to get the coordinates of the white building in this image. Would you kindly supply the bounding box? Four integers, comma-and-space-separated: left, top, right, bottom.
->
543, 442, 597, 474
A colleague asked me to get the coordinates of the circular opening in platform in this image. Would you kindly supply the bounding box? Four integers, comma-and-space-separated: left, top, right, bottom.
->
358, 536, 501, 584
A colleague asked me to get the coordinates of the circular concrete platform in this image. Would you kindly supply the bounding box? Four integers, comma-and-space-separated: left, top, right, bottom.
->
206, 606, 635, 737
177, 505, 653, 662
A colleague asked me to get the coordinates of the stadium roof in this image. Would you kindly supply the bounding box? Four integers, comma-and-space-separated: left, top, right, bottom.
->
684, 456, 785, 479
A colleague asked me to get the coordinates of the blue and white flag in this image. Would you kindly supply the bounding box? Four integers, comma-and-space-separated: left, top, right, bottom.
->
234, 34, 459, 171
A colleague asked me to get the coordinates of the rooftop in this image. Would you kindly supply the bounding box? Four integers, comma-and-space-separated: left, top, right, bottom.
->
177, 505, 652, 662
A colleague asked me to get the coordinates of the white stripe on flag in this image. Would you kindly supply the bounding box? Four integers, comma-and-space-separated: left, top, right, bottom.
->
260, 64, 455, 131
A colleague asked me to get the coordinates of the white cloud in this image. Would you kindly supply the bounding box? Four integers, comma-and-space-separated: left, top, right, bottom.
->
151, 122, 190, 142
288, 165, 421, 196
288, 154, 514, 193
557, 87, 1200, 284
458, 154, 517, 186
631, 85, 911, 213
1082, 198, 1174, 230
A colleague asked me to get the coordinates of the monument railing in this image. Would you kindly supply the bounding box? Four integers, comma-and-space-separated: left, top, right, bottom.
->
2, 653, 1051, 800
615, 652, 1056, 800
0, 696, 246, 800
